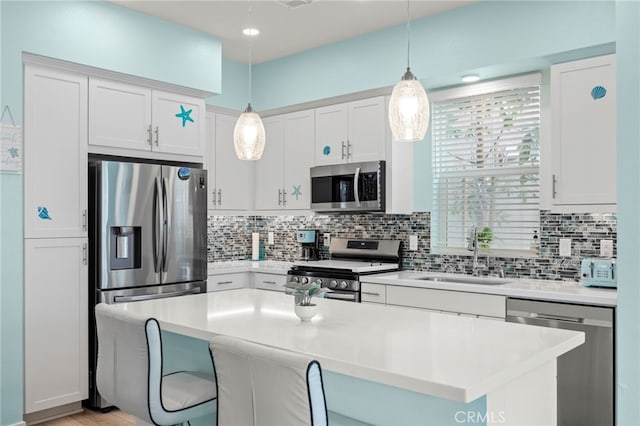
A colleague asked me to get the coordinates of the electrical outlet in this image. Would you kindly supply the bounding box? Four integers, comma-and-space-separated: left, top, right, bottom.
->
409, 235, 418, 251
559, 238, 572, 257
600, 239, 614, 258
268, 232, 274, 245
323, 233, 331, 247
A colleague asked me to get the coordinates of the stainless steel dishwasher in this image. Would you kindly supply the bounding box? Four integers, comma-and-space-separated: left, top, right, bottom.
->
506, 298, 614, 426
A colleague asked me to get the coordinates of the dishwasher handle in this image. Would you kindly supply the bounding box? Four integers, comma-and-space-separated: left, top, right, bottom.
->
507, 309, 613, 328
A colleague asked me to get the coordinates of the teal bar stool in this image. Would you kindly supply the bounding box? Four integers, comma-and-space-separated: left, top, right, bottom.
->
95, 303, 217, 425
209, 335, 328, 426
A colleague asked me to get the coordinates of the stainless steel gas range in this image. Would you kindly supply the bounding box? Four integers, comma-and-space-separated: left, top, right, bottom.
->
287, 238, 401, 302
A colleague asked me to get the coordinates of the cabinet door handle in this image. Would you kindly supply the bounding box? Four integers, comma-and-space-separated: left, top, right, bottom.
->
217, 281, 233, 285
218, 189, 222, 206
82, 209, 87, 232
278, 189, 282, 206
552, 174, 557, 199
147, 125, 152, 146
82, 243, 88, 265
263, 281, 276, 285
154, 126, 159, 146
341, 141, 346, 160
212, 189, 217, 206
347, 141, 352, 159
282, 189, 287, 205
361, 291, 380, 296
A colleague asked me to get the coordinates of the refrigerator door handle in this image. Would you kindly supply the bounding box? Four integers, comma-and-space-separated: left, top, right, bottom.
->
113, 288, 200, 303
161, 177, 169, 272
153, 177, 163, 273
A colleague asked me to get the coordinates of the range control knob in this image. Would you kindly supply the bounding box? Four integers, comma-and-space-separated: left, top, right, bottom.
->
290, 276, 299, 283
329, 280, 338, 289
302, 277, 309, 284
350, 282, 359, 291
339, 281, 348, 289
316, 279, 324, 286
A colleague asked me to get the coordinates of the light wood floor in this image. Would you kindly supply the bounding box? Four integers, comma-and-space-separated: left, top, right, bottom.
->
39, 409, 135, 426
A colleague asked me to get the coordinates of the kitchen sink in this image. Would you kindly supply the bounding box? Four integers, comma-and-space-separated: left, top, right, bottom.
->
417, 275, 510, 285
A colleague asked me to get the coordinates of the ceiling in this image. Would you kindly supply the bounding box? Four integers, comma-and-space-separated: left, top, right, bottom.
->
109, 0, 475, 64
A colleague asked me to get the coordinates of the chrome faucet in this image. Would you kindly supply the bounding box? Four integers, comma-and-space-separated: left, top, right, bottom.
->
467, 225, 487, 276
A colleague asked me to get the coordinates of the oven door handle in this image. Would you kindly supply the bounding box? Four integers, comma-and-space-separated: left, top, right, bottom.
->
324, 292, 357, 301
354, 167, 361, 207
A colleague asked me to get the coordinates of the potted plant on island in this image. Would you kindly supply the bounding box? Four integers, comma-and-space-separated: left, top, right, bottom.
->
284, 281, 330, 321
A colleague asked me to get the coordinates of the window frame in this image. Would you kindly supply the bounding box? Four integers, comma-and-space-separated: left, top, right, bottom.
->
429, 73, 542, 258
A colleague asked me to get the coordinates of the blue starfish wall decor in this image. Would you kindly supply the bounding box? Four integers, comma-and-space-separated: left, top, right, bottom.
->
175, 105, 194, 127
8, 146, 19, 158
292, 185, 302, 200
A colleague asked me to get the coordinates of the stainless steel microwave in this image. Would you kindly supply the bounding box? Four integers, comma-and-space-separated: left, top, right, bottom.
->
310, 161, 385, 213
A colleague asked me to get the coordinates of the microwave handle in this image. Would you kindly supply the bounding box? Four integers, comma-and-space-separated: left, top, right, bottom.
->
354, 167, 361, 206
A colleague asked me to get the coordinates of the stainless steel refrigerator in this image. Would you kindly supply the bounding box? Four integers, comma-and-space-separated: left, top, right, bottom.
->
87, 159, 208, 408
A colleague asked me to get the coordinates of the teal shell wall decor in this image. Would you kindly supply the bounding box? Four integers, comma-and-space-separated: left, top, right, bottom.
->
591, 86, 607, 100
323, 145, 331, 156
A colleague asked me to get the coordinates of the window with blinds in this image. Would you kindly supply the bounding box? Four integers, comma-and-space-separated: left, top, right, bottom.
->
430, 75, 541, 255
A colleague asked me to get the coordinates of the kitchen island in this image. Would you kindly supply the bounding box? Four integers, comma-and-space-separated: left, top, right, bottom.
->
114, 289, 584, 425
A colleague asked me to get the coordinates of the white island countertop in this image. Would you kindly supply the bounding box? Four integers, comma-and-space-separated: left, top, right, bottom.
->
115, 289, 583, 403
362, 270, 617, 306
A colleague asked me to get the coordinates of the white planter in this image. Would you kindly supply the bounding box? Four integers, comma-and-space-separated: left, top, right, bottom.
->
294, 304, 317, 321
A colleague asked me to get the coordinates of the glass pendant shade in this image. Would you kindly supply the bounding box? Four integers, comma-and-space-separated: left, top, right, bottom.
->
388, 68, 430, 142
233, 103, 266, 161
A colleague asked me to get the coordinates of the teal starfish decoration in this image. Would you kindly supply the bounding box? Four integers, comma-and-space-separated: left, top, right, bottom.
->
8, 147, 19, 158
292, 185, 302, 200
175, 105, 194, 127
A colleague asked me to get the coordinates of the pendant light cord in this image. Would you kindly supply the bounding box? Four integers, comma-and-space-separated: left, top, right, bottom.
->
406, 0, 411, 70
248, 2, 253, 105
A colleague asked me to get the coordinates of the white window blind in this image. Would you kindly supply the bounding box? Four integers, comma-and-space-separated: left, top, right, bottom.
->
431, 78, 540, 255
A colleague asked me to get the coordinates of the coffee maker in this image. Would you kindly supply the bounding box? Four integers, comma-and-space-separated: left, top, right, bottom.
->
297, 230, 319, 261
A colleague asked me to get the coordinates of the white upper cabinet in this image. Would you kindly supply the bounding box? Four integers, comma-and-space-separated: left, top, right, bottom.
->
89, 78, 205, 161
315, 96, 385, 165
256, 110, 314, 210
550, 54, 616, 211
255, 116, 285, 210
24, 65, 88, 239
205, 111, 254, 210
347, 97, 386, 163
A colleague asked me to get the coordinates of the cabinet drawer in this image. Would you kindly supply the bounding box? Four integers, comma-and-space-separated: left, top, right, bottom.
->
207, 272, 249, 292
361, 283, 386, 304
386, 286, 506, 319
254, 273, 287, 292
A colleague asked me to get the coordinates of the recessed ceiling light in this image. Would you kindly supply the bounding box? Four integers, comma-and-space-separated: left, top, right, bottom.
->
461, 74, 480, 83
242, 28, 260, 36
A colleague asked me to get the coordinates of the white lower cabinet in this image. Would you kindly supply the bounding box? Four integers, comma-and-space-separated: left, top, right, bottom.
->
360, 283, 386, 304
254, 273, 287, 292
24, 238, 88, 413
364, 283, 506, 319
207, 272, 250, 292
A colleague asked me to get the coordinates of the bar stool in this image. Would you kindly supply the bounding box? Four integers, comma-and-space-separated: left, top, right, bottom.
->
209, 335, 328, 426
95, 303, 217, 425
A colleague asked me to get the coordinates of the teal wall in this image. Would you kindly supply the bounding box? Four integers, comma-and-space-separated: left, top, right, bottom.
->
0, 2, 222, 424
616, 2, 640, 424
206, 58, 249, 111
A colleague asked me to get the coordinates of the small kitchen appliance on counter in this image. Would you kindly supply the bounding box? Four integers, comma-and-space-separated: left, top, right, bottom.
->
297, 229, 319, 261
580, 258, 617, 288
288, 238, 401, 302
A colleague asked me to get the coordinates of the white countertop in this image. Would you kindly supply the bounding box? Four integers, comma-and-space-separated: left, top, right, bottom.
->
362, 271, 617, 307
115, 289, 584, 403
207, 260, 293, 275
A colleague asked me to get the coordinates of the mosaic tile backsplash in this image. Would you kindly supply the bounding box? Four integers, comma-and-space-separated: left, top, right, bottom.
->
207, 210, 616, 281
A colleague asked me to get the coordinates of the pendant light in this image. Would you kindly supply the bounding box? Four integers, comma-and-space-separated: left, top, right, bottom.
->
234, 5, 265, 161
388, 0, 430, 142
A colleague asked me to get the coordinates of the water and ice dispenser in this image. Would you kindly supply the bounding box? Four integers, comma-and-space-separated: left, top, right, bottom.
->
109, 226, 141, 270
